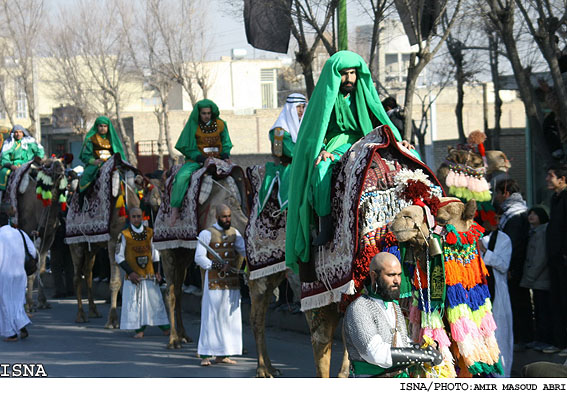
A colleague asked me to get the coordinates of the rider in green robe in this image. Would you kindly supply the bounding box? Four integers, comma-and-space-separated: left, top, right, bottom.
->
285, 51, 418, 278
257, 93, 306, 213
78, 116, 126, 194
0, 125, 44, 198
170, 99, 232, 224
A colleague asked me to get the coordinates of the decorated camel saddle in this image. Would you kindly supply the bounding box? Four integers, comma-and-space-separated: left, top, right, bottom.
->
299, 125, 443, 311
65, 154, 139, 244
385, 196, 502, 377
245, 165, 287, 279
3, 161, 35, 212
153, 157, 248, 250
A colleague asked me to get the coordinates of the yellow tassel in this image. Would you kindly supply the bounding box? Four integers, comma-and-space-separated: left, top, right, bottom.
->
116, 194, 124, 208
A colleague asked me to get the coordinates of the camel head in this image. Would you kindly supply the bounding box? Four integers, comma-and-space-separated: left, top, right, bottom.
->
391, 205, 430, 247
445, 146, 484, 169
485, 150, 511, 174
435, 197, 477, 233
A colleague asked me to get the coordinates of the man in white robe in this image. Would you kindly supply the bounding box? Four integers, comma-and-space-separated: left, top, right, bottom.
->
479, 222, 514, 377
0, 212, 34, 341
195, 204, 246, 366
115, 207, 169, 338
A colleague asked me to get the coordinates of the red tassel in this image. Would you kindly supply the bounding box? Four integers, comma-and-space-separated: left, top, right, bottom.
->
119, 206, 127, 217
42, 199, 49, 207
60, 202, 67, 211
478, 143, 486, 157
37, 193, 42, 200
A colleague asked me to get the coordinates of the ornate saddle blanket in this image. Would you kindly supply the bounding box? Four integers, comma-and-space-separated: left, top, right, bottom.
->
65, 155, 138, 244
245, 165, 287, 280
5, 161, 34, 225
153, 158, 247, 250
300, 126, 442, 311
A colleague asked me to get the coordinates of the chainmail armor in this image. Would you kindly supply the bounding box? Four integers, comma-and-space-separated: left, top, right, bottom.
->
343, 294, 409, 365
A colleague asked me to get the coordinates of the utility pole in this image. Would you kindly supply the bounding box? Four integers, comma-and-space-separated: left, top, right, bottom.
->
337, 0, 348, 50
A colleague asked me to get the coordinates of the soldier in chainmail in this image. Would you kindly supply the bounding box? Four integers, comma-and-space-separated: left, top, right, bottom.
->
344, 252, 442, 377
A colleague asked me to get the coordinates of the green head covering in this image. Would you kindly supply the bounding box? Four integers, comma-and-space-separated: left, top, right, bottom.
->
81, 116, 126, 161
175, 99, 229, 158
285, 51, 417, 272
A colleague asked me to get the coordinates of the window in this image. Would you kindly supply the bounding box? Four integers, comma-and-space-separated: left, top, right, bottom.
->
15, 78, 27, 119
260, 68, 277, 109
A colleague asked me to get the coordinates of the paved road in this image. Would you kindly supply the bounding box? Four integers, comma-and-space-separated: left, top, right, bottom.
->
0, 295, 346, 378
1, 291, 564, 378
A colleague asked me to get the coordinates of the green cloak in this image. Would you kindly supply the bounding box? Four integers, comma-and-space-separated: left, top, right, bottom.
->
285, 51, 416, 273
79, 116, 126, 192
171, 99, 232, 208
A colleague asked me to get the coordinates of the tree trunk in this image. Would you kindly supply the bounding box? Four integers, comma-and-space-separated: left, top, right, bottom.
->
155, 109, 165, 171
114, 102, 137, 166
403, 53, 425, 141
455, 60, 466, 143
488, 33, 502, 149
163, 101, 175, 167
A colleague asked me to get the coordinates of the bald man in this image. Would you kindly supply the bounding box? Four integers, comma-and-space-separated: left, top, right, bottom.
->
115, 207, 169, 338
343, 252, 442, 377
194, 204, 246, 366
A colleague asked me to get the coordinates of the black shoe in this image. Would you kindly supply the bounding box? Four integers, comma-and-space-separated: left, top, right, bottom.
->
313, 215, 334, 246
20, 327, 28, 339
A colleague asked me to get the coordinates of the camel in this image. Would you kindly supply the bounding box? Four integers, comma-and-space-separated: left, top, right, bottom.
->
389, 197, 502, 377
153, 159, 249, 349
245, 126, 443, 378
66, 155, 158, 328
1, 158, 67, 311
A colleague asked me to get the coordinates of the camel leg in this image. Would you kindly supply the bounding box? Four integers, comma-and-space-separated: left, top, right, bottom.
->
305, 304, 341, 378
162, 249, 183, 349
36, 251, 51, 310
25, 274, 36, 313
249, 272, 286, 378
166, 281, 181, 349
71, 245, 87, 323
85, 250, 101, 319
104, 239, 121, 328
338, 323, 350, 378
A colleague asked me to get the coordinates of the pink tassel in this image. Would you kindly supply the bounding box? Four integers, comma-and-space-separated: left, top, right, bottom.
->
450, 318, 468, 342
479, 177, 490, 192
431, 328, 452, 348
457, 173, 469, 188
480, 312, 497, 335
446, 170, 456, 187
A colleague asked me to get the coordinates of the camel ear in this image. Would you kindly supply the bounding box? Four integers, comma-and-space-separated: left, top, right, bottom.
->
463, 199, 477, 221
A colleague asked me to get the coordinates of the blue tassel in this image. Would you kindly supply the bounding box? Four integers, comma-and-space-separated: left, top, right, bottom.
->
445, 283, 490, 310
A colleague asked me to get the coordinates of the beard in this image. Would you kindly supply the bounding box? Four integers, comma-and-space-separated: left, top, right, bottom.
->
218, 220, 231, 230
340, 82, 355, 95
375, 276, 400, 301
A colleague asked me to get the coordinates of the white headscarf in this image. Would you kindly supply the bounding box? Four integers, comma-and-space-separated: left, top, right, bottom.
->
1, 125, 38, 154
270, 93, 307, 143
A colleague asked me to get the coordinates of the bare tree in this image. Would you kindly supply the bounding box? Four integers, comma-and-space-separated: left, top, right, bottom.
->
443, 4, 487, 143
54, 0, 137, 165
148, 0, 213, 106
355, 0, 396, 83
483, 0, 550, 203
514, 0, 567, 143
227, 0, 338, 97
394, 0, 464, 140
118, 0, 178, 168
0, 0, 44, 139
43, 19, 105, 132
